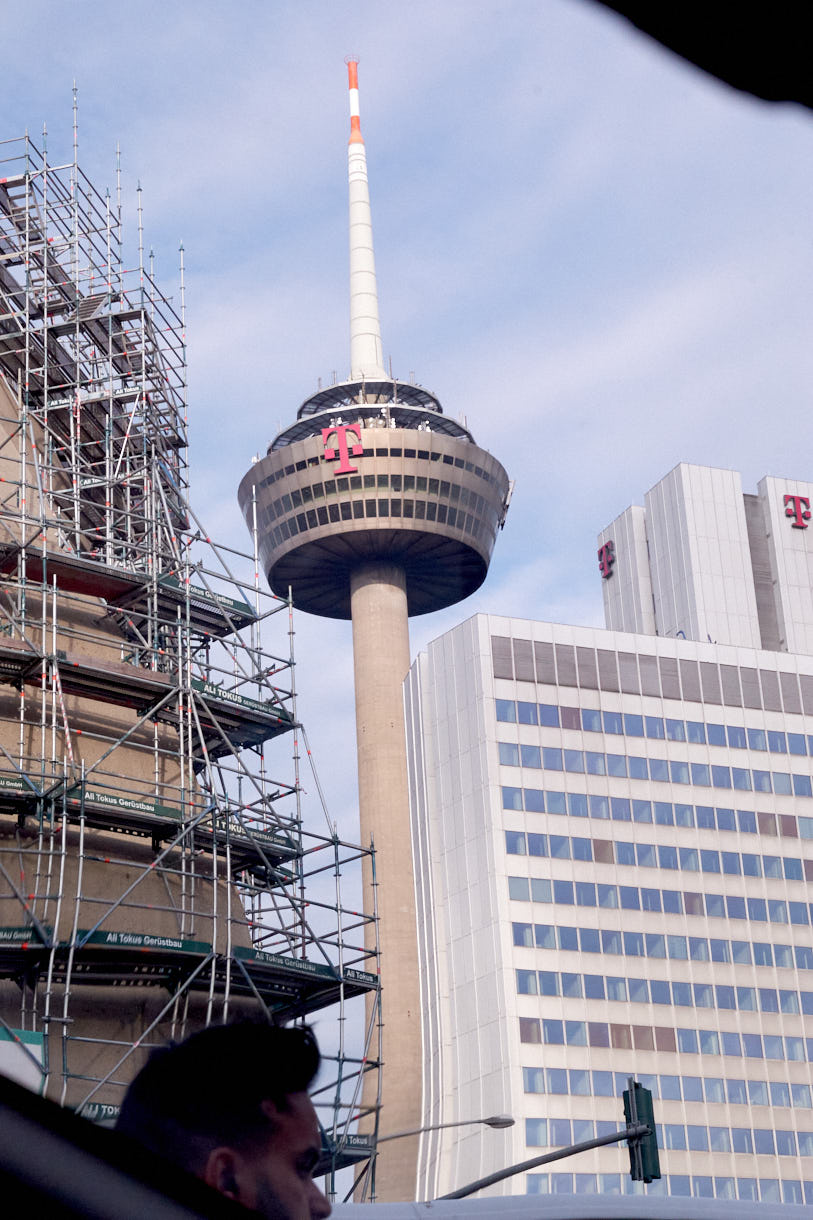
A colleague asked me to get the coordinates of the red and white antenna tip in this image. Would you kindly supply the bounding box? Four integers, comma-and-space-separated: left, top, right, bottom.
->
346, 57, 363, 144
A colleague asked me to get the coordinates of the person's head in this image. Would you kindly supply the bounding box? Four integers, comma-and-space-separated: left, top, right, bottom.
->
116, 1022, 331, 1220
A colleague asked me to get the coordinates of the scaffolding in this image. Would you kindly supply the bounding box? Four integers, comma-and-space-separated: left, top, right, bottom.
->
0, 126, 381, 1193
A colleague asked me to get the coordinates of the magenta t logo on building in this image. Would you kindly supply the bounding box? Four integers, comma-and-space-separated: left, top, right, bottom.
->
784, 494, 811, 530
597, 541, 615, 579
322, 423, 364, 474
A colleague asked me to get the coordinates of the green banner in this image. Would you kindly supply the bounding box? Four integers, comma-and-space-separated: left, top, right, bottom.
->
0, 774, 32, 795
76, 929, 211, 954
232, 948, 376, 989
191, 677, 287, 719
67, 789, 181, 821
159, 574, 255, 619
0, 925, 52, 946
0, 1027, 44, 1047
338, 1134, 375, 1152
343, 967, 379, 989
233, 946, 335, 980
212, 819, 297, 855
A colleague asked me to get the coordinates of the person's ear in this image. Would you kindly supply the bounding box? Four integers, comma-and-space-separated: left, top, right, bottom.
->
260, 1098, 283, 1125
203, 1146, 241, 1200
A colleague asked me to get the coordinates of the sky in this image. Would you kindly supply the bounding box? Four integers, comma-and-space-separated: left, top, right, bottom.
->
6, 0, 813, 892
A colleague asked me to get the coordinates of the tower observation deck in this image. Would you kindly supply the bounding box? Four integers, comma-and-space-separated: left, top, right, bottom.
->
239, 62, 510, 1201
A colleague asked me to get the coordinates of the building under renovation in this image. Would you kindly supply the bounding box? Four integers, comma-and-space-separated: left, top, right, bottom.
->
0, 125, 379, 1190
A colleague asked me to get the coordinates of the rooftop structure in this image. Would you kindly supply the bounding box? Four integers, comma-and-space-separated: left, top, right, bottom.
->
599, 463, 813, 654
0, 121, 378, 1190
238, 61, 510, 1200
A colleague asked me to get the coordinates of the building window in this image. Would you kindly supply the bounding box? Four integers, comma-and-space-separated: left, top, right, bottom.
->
523, 1067, 544, 1093
525, 1119, 547, 1146
519, 1018, 541, 1044
502, 786, 523, 810
512, 922, 533, 947
498, 742, 519, 767
505, 830, 525, 855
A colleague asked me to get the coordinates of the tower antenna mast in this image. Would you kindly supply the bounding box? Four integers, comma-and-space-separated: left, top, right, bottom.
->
345, 57, 388, 382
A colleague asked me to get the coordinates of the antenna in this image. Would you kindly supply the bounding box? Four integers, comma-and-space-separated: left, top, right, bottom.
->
345, 57, 388, 382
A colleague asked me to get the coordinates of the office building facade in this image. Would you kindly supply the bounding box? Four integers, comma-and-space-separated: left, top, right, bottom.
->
405, 466, 813, 1205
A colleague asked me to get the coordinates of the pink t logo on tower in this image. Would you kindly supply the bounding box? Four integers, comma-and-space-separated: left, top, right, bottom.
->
322, 423, 363, 474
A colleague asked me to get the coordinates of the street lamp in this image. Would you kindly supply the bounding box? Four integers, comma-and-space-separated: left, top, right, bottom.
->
333, 1115, 514, 1204
377, 1114, 514, 1143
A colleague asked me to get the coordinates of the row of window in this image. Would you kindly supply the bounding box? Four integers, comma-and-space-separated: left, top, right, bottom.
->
515, 966, 812, 1017
510, 914, 813, 972
518, 1016, 811, 1064
506, 865, 813, 928
521, 1066, 813, 1109
265, 495, 494, 552
262, 445, 503, 493
526, 1172, 811, 1205
496, 698, 813, 757
501, 784, 810, 841
504, 826, 812, 883
524, 1116, 813, 1158
264, 472, 497, 520
498, 739, 813, 797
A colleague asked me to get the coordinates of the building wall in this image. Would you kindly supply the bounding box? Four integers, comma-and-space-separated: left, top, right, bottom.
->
407, 613, 813, 1207
645, 465, 760, 648
758, 476, 813, 657
598, 464, 813, 654
599, 506, 655, 637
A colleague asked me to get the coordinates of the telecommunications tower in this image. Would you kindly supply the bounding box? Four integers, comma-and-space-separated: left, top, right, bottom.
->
239, 60, 510, 1199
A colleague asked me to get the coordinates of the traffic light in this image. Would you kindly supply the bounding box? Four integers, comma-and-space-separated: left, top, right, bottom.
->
623, 1081, 661, 1183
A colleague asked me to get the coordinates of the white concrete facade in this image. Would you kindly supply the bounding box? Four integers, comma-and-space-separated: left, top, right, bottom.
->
405, 614, 813, 1207
599, 464, 813, 655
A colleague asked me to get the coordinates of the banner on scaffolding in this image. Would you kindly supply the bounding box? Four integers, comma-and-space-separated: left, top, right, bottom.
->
191, 677, 284, 718
0, 1027, 45, 1094
159, 573, 255, 619
0, 774, 33, 794
211, 817, 298, 856
75, 930, 212, 954
343, 966, 379, 989
66, 789, 182, 822
0, 925, 53, 946
234, 946, 377, 990
234, 945, 335, 978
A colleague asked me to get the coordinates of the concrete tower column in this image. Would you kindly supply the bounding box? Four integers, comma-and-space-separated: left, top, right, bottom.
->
350, 562, 421, 1198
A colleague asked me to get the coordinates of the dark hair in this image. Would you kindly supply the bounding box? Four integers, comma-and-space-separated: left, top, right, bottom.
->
116, 1022, 321, 1173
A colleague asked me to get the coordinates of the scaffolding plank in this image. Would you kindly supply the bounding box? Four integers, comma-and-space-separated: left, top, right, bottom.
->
0, 543, 144, 602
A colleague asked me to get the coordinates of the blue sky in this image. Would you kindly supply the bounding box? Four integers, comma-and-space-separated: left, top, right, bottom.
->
8, 0, 813, 849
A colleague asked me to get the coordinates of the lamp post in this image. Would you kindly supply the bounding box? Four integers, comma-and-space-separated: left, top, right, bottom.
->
377, 1114, 514, 1143
332, 1114, 514, 1203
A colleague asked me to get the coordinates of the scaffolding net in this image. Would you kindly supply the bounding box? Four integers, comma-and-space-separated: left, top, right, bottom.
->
0, 127, 380, 1193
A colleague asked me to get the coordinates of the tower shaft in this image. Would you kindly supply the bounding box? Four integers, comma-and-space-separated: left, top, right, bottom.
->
350, 564, 421, 1198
